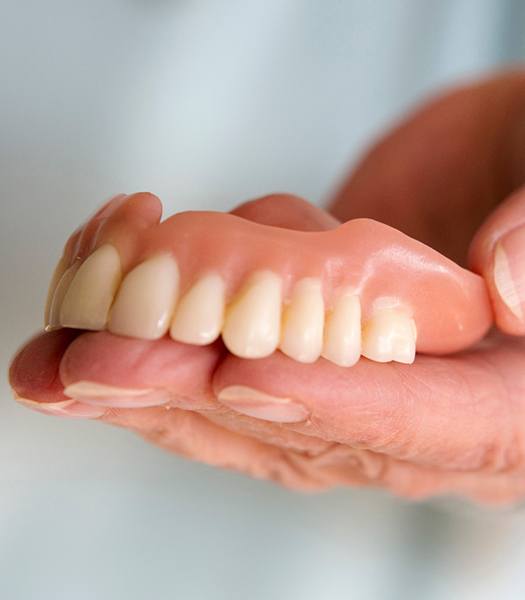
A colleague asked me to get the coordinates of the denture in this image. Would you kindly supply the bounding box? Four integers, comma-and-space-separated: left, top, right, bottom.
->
43, 193, 493, 367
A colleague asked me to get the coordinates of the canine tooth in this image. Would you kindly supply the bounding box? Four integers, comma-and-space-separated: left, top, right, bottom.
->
322, 291, 361, 367
280, 278, 324, 363
222, 270, 282, 358
46, 262, 80, 331
60, 245, 121, 330
361, 308, 416, 364
109, 254, 179, 340
170, 273, 225, 344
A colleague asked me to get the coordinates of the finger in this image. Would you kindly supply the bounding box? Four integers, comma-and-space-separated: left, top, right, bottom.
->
469, 185, 525, 335
372, 455, 525, 506
104, 402, 525, 503
9, 321, 375, 490
329, 69, 525, 264
60, 331, 224, 409
18, 314, 525, 501
9, 328, 225, 411
8, 329, 106, 418
103, 406, 337, 491
12, 318, 525, 502
17, 310, 525, 494
8, 326, 330, 462
231, 193, 340, 231
213, 331, 525, 473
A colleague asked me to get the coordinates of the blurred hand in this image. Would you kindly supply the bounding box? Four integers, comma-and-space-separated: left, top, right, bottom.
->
11, 70, 525, 505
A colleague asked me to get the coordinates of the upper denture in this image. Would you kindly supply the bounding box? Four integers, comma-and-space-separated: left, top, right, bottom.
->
44, 195, 493, 366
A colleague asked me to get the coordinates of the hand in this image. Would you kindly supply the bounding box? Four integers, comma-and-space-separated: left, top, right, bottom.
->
10, 70, 525, 505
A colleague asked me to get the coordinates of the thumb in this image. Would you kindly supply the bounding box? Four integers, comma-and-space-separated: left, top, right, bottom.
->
469, 186, 525, 335
329, 69, 525, 265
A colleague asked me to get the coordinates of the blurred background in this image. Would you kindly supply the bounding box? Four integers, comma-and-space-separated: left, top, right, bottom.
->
2, 1, 525, 598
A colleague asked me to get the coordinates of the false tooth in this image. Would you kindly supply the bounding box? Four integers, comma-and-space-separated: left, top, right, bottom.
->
361, 308, 416, 364
46, 262, 80, 331
222, 270, 282, 358
60, 245, 121, 330
280, 278, 324, 363
170, 273, 225, 344
322, 291, 361, 367
109, 254, 179, 340
44, 254, 69, 327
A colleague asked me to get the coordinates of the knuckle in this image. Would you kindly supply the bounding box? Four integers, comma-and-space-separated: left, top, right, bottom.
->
470, 432, 525, 476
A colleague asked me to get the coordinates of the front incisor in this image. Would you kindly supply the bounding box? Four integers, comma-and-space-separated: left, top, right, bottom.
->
59, 245, 122, 330
222, 270, 282, 358
109, 254, 180, 340
280, 278, 324, 363
170, 273, 225, 344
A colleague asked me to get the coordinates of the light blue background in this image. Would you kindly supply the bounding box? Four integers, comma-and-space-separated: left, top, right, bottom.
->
2, 1, 525, 598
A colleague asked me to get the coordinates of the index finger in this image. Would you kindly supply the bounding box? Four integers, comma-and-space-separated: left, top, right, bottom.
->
214, 332, 525, 474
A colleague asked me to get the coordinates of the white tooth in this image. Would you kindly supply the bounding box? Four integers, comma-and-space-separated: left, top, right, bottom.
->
222, 270, 282, 358
60, 245, 121, 330
361, 308, 417, 364
109, 254, 179, 340
322, 290, 361, 367
170, 273, 225, 345
46, 262, 80, 331
280, 278, 324, 363
44, 254, 69, 327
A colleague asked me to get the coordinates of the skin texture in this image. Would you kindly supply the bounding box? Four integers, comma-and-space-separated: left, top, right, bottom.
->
9, 70, 525, 505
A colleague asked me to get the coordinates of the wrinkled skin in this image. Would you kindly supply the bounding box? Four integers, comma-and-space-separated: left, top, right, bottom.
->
10, 70, 525, 505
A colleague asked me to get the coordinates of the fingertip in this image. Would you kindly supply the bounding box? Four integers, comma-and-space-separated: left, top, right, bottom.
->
59, 331, 222, 410
469, 186, 525, 269
469, 186, 525, 335
230, 193, 340, 231
9, 329, 80, 403
117, 191, 163, 226
489, 226, 525, 334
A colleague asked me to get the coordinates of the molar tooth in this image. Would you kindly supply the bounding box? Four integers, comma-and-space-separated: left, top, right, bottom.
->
60, 245, 121, 330
361, 308, 417, 364
222, 270, 282, 358
108, 254, 179, 340
170, 273, 225, 345
322, 290, 361, 367
280, 278, 324, 363
46, 262, 80, 331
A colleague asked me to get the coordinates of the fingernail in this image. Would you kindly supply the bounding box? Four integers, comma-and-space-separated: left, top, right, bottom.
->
64, 381, 154, 398
63, 380, 168, 408
493, 226, 525, 321
217, 385, 309, 423
14, 394, 106, 418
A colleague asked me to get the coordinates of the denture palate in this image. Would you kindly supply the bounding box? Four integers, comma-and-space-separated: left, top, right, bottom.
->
44, 207, 493, 367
